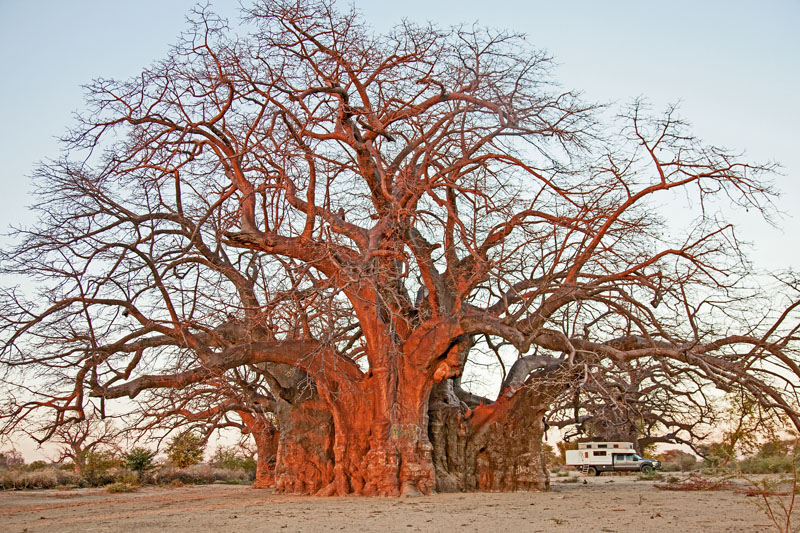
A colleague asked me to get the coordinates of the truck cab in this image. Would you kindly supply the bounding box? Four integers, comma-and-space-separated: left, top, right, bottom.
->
565, 441, 661, 476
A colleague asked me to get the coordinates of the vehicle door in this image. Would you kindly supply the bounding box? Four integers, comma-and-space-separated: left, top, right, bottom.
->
615, 453, 637, 471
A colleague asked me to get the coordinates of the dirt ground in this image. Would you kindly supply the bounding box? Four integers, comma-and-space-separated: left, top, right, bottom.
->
0, 475, 795, 532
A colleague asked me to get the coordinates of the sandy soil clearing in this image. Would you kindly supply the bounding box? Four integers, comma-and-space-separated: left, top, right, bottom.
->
0, 476, 795, 532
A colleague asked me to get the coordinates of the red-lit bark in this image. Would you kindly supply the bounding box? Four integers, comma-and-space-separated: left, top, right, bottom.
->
273, 396, 335, 494
238, 411, 279, 488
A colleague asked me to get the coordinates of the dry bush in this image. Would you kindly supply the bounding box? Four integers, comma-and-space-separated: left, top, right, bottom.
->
105, 481, 140, 493
738, 456, 796, 475
144, 464, 250, 486
654, 474, 737, 491
0, 467, 81, 490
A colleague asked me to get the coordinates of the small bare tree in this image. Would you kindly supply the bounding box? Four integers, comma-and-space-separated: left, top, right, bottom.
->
51, 417, 119, 474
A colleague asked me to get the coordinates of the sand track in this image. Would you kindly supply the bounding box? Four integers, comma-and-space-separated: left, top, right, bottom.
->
0, 476, 793, 532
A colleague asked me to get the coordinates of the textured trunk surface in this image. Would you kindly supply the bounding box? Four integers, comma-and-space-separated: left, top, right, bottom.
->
269, 356, 439, 496
237, 409, 280, 489
252, 423, 280, 488
268, 384, 551, 495
273, 397, 335, 494
428, 382, 550, 492
306, 369, 436, 497
267, 325, 550, 496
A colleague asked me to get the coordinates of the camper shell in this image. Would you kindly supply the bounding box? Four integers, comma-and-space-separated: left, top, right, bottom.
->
565, 441, 661, 476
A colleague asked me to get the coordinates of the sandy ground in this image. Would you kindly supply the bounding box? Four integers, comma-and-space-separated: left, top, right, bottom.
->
0, 475, 795, 532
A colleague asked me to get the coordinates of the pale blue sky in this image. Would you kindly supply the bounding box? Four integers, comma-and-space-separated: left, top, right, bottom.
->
0, 1, 798, 458
1, 0, 797, 267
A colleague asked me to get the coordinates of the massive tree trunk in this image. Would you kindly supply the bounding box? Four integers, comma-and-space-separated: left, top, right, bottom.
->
273, 395, 335, 494
267, 322, 460, 496
268, 374, 554, 495
239, 412, 280, 488
265, 320, 555, 496
428, 380, 551, 492
310, 359, 438, 497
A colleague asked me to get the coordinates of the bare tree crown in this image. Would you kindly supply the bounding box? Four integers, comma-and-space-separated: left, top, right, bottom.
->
0, 1, 797, 489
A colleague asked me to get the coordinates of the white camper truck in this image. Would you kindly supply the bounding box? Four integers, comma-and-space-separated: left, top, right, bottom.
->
565, 441, 661, 476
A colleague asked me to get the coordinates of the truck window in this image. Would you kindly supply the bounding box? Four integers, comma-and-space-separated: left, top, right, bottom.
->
594, 451, 607, 456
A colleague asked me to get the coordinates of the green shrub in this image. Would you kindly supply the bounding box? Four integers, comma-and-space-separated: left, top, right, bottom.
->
737, 455, 795, 474
636, 470, 664, 481
124, 447, 157, 475
166, 431, 205, 468
82, 451, 122, 486
26, 460, 48, 471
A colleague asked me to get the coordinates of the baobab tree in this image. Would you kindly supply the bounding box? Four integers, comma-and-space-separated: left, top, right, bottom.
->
1, 0, 798, 496
547, 359, 719, 454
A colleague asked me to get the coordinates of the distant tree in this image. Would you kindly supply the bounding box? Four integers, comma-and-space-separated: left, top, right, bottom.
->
549, 359, 717, 454
50, 417, 119, 474
166, 431, 205, 468
133, 365, 279, 487
556, 441, 578, 465
541, 443, 561, 468
211, 445, 256, 473
658, 449, 698, 471
83, 449, 122, 485
26, 460, 48, 472
755, 438, 798, 459
0, 449, 25, 468
697, 389, 787, 466
124, 447, 157, 475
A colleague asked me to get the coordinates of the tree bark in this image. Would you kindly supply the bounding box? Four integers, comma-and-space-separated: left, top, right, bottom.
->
267, 323, 553, 496
428, 380, 551, 492
273, 396, 336, 494
267, 377, 553, 495
239, 412, 280, 488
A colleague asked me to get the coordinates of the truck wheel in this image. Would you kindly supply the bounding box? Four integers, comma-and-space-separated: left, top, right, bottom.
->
587, 467, 598, 476
640, 464, 654, 473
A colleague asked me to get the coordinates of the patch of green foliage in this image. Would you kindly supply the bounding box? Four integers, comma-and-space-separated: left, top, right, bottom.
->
636, 470, 664, 481
210, 446, 256, 475
124, 447, 157, 475
166, 431, 205, 468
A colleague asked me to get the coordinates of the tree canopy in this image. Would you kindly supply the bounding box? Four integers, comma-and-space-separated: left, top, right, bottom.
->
1, 0, 798, 495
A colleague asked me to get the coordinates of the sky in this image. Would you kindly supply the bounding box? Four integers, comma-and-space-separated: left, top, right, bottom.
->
0, 1, 798, 459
